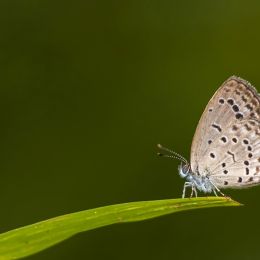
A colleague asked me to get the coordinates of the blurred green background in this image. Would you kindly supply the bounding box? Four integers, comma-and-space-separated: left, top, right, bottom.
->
1, 0, 260, 259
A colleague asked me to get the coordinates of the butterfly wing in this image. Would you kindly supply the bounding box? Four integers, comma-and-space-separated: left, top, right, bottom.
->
190, 76, 260, 188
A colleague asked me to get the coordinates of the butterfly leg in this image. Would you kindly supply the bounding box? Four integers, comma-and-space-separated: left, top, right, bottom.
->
215, 187, 226, 197
212, 188, 218, 197
193, 185, 198, 197
182, 182, 192, 198
190, 186, 194, 198
190, 184, 198, 198
209, 180, 226, 197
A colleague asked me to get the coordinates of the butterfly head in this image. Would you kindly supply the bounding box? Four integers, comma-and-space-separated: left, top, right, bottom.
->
178, 163, 192, 179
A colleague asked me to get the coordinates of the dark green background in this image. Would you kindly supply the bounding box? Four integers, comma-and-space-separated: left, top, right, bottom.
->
0, 1, 259, 259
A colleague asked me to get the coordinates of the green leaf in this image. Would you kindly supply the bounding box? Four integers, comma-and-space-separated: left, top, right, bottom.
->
0, 197, 240, 259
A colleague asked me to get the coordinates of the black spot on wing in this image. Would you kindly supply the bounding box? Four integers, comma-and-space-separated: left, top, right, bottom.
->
232, 105, 239, 112
219, 98, 224, 104
210, 153, 215, 158
212, 124, 222, 132
232, 137, 237, 143
220, 136, 227, 143
235, 113, 243, 120
227, 99, 234, 105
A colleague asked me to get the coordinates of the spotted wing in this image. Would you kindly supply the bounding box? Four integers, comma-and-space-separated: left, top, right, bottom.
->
190, 76, 260, 188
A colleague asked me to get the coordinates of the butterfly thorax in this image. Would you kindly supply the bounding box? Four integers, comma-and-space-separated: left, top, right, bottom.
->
178, 163, 215, 193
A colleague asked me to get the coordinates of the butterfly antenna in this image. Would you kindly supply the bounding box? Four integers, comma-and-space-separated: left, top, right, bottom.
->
157, 144, 187, 162
157, 153, 185, 161
157, 144, 188, 164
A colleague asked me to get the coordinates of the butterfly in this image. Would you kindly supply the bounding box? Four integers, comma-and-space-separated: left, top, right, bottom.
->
158, 76, 260, 198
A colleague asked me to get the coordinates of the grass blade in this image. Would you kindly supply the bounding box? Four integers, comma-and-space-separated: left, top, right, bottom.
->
0, 197, 241, 259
